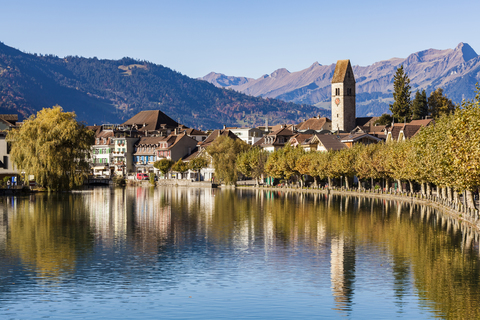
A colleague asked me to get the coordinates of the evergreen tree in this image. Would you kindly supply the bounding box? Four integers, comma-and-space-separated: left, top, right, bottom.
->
411, 89, 428, 120
374, 113, 393, 126
428, 88, 455, 119
389, 65, 412, 123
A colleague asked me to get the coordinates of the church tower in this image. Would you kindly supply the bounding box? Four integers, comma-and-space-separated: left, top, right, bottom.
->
331, 60, 356, 132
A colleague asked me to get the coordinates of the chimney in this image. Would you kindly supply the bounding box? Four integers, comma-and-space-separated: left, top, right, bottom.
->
174, 128, 177, 135
223, 125, 226, 130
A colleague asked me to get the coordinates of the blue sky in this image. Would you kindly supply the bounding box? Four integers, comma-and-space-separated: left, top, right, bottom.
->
1, 0, 478, 79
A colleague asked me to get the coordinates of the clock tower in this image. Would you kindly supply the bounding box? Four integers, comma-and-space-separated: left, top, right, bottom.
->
331, 60, 356, 132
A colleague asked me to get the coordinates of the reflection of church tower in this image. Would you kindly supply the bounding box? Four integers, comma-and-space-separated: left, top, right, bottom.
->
330, 235, 356, 312
331, 60, 356, 132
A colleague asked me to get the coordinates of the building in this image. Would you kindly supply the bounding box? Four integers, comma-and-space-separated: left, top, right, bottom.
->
121, 110, 180, 136
296, 116, 332, 133
0, 115, 20, 180
331, 60, 356, 132
228, 127, 264, 145
257, 127, 295, 152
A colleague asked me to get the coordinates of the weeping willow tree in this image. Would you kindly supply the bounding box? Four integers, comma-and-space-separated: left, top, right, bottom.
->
7, 106, 94, 191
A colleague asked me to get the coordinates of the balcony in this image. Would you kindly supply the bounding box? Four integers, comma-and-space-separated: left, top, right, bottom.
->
112, 152, 126, 157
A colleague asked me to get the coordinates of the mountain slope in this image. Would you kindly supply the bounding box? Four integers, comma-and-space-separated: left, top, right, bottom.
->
201, 43, 480, 116
0, 42, 325, 128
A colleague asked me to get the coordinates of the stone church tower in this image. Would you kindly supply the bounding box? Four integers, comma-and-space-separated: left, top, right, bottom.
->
331, 60, 356, 132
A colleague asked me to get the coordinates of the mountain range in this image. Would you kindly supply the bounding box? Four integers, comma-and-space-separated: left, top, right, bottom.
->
0, 42, 325, 129
201, 43, 480, 117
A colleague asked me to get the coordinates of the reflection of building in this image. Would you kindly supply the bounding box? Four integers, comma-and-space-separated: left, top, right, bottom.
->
86, 188, 129, 241
330, 235, 355, 312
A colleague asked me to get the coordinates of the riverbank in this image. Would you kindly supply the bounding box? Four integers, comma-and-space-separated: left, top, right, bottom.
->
234, 184, 480, 231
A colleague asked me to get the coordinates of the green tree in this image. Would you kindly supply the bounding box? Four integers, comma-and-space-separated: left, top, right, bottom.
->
154, 158, 173, 178
265, 145, 305, 186
374, 113, 393, 126
207, 136, 250, 185
411, 89, 428, 120
389, 65, 412, 123
7, 106, 94, 191
446, 84, 480, 208
428, 88, 455, 119
188, 156, 209, 181
171, 159, 188, 178
236, 147, 269, 185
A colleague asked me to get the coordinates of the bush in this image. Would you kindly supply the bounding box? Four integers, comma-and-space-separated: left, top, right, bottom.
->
112, 175, 126, 186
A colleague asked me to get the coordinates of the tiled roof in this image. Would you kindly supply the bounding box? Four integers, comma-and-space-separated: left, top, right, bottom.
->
296, 117, 331, 131
403, 125, 422, 139
290, 133, 314, 145
137, 136, 167, 146
96, 130, 114, 138
332, 60, 353, 83
408, 119, 434, 126
315, 134, 347, 151
121, 110, 179, 131
182, 128, 207, 136
0, 114, 18, 126
341, 133, 381, 142
200, 129, 240, 148
268, 127, 295, 137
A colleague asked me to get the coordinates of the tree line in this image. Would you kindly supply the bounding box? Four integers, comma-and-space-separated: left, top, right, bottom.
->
205, 84, 480, 210
375, 65, 455, 126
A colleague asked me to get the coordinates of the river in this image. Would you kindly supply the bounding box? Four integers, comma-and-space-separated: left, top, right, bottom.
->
0, 187, 479, 319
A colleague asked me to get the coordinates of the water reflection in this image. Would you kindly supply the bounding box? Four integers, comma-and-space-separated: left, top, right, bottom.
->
0, 188, 479, 319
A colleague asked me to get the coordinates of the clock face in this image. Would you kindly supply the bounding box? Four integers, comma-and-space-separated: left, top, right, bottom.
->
335, 98, 340, 105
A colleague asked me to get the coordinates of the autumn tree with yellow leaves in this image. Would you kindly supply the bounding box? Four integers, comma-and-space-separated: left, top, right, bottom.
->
7, 106, 94, 191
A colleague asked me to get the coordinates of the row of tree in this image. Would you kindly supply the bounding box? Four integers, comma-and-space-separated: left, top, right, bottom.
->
206, 85, 480, 209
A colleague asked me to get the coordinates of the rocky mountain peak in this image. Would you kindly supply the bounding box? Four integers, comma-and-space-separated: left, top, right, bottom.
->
454, 42, 478, 62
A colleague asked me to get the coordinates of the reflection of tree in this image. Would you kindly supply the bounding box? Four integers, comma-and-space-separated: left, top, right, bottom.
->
7, 194, 93, 280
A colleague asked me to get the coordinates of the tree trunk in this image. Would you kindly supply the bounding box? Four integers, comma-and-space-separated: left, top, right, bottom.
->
466, 190, 476, 209
385, 177, 390, 192
441, 187, 447, 200
454, 190, 460, 204
396, 179, 402, 192
447, 187, 453, 202
327, 177, 332, 189
426, 183, 431, 196
421, 182, 425, 195
345, 176, 350, 189
358, 178, 362, 191
408, 180, 414, 193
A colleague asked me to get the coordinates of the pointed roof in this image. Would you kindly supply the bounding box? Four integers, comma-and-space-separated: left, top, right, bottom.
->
332, 59, 354, 83
199, 129, 240, 148
311, 134, 347, 151
121, 110, 179, 131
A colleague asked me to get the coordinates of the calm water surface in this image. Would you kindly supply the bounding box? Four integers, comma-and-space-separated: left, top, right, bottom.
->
0, 187, 479, 319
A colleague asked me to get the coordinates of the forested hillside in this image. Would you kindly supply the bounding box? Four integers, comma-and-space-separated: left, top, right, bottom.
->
0, 42, 325, 128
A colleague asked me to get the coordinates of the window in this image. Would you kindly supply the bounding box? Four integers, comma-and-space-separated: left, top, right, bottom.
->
335, 88, 340, 95
347, 88, 352, 95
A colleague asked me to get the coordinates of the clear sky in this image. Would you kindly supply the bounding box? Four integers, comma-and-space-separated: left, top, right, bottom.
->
1, 0, 478, 79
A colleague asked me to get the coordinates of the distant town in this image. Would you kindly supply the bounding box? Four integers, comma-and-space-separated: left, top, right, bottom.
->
0, 59, 432, 184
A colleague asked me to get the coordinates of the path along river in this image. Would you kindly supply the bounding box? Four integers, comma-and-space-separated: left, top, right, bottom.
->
0, 186, 479, 319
